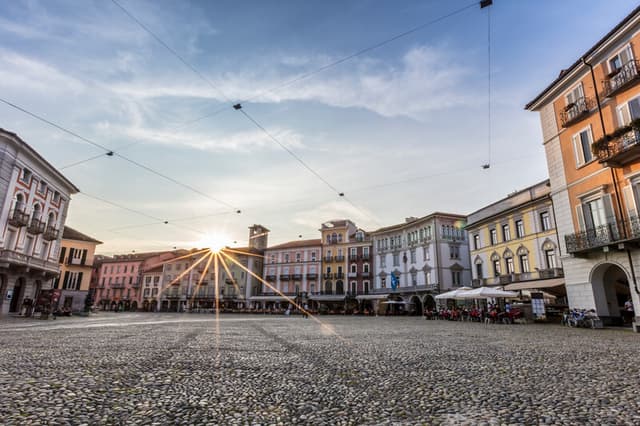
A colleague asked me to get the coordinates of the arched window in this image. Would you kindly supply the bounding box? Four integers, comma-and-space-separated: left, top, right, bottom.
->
47, 212, 55, 228
14, 193, 24, 211
32, 203, 42, 221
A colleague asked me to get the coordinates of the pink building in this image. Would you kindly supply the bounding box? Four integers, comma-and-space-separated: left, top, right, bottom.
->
252, 239, 321, 309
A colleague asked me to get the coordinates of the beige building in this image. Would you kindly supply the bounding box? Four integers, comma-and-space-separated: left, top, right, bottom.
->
53, 227, 102, 312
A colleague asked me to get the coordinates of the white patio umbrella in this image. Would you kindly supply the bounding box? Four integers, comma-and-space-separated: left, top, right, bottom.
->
434, 287, 473, 300
457, 287, 517, 299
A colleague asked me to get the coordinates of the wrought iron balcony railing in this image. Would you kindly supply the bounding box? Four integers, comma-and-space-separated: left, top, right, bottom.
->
42, 225, 60, 241
279, 274, 291, 281
291, 274, 302, 281
306, 273, 318, 280
323, 273, 333, 279
334, 255, 345, 262
335, 272, 344, 279
27, 218, 45, 234
603, 60, 640, 98
560, 96, 594, 127
595, 129, 640, 167
324, 256, 333, 262
563, 217, 638, 254
8, 209, 29, 227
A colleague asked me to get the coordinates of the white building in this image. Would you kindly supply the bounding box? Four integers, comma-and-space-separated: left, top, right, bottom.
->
0, 129, 79, 315
369, 213, 471, 314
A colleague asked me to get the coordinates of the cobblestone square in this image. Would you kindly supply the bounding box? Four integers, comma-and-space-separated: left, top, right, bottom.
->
0, 313, 638, 425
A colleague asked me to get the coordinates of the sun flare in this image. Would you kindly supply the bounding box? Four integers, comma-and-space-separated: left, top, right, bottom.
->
196, 233, 231, 253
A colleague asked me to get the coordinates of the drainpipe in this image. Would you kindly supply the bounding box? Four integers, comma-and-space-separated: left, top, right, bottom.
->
583, 57, 639, 295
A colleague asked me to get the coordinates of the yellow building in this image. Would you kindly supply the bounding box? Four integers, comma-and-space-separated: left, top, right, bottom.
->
54, 226, 102, 312
466, 180, 565, 303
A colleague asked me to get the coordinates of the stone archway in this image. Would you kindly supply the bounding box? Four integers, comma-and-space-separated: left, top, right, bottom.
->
590, 262, 632, 326
409, 295, 423, 316
423, 294, 436, 311
9, 277, 25, 313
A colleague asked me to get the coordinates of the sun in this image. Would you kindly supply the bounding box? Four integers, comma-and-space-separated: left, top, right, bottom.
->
196, 233, 231, 253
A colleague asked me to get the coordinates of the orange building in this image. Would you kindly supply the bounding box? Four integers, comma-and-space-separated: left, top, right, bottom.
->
526, 5, 640, 328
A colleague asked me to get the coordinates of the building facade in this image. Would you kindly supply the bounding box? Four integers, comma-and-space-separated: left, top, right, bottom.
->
466, 180, 565, 304
526, 5, 640, 327
345, 228, 373, 296
253, 239, 322, 309
0, 129, 78, 315
54, 227, 102, 312
370, 213, 471, 315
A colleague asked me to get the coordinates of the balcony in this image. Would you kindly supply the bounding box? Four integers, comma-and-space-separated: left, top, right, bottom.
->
565, 218, 631, 254
361, 271, 370, 277
348, 272, 357, 278
595, 129, 640, 168
475, 269, 564, 286
42, 225, 60, 241
265, 274, 277, 281
27, 218, 45, 234
334, 255, 345, 262
560, 96, 594, 128
279, 274, 291, 281
7, 209, 29, 227
602, 60, 640, 98
482, 275, 515, 286
324, 256, 333, 262
0, 249, 59, 276
361, 254, 370, 261
327, 237, 339, 245
335, 272, 344, 279
323, 273, 333, 279
292, 274, 302, 281
306, 273, 318, 280
349, 255, 358, 261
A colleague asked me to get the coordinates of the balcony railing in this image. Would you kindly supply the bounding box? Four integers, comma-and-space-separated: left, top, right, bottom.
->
595, 129, 640, 167
27, 218, 45, 234
324, 256, 333, 262
565, 218, 630, 254
560, 96, 594, 128
8, 209, 29, 227
349, 255, 358, 261
475, 269, 564, 286
306, 273, 318, 280
348, 272, 357, 278
265, 275, 277, 281
334, 255, 345, 262
323, 273, 333, 279
42, 225, 60, 241
603, 60, 640, 98
0, 249, 59, 275
361, 271, 370, 277
361, 254, 370, 261
280, 274, 291, 281
292, 274, 302, 281
335, 272, 344, 279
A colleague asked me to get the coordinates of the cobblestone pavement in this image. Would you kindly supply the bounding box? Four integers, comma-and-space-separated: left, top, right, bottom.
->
0, 313, 638, 425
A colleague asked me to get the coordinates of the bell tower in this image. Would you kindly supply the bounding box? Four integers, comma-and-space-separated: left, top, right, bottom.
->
248, 224, 269, 250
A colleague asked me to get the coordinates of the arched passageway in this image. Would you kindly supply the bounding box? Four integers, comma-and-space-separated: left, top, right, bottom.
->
591, 263, 633, 326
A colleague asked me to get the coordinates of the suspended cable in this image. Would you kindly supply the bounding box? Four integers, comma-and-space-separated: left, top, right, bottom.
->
0, 96, 238, 211
482, 0, 492, 169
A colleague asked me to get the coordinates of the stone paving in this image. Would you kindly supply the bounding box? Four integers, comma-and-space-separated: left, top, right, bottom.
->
0, 313, 638, 425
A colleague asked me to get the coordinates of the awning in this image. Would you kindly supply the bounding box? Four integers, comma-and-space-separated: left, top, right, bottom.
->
355, 294, 389, 301
382, 300, 413, 305
249, 296, 287, 302
504, 278, 566, 295
309, 294, 346, 302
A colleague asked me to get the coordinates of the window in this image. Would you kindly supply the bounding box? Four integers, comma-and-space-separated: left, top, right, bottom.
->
565, 83, 584, 110
473, 234, 480, 250
296, 252, 301, 262
617, 96, 640, 126
53, 191, 61, 203
380, 256, 386, 268
20, 168, 32, 184
381, 277, 386, 288
572, 127, 594, 166
492, 259, 501, 277
411, 272, 417, 286
284, 254, 289, 263
475, 263, 483, 280
145, 276, 152, 285
545, 249, 557, 269
425, 271, 432, 285
519, 254, 530, 273
124, 265, 128, 273
270, 255, 275, 263
311, 251, 316, 261
608, 44, 634, 73
363, 263, 369, 273
490, 229, 498, 245
540, 211, 551, 231
392, 254, 399, 267
505, 257, 514, 274
152, 288, 158, 296
38, 180, 47, 194
452, 270, 461, 286
449, 245, 459, 259
350, 263, 357, 273
410, 249, 416, 263
502, 224, 510, 242
583, 197, 609, 229
144, 288, 150, 297
363, 247, 369, 258
515, 220, 524, 238
423, 247, 430, 261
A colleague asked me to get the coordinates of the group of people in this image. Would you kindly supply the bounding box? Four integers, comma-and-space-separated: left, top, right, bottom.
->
424, 303, 521, 324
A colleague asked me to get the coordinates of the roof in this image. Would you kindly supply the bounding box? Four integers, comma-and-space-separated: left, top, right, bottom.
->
100, 251, 173, 264
266, 239, 322, 250
371, 212, 467, 234
0, 128, 80, 193
525, 5, 640, 110
62, 226, 102, 244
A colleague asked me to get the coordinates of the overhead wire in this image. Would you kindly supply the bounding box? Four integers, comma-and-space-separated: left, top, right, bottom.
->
0, 96, 238, 210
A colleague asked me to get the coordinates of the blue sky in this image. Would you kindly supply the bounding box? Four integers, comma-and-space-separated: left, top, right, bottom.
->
0, 0, 638, 254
